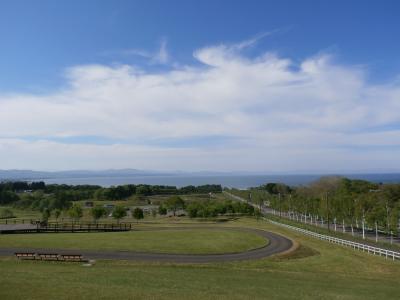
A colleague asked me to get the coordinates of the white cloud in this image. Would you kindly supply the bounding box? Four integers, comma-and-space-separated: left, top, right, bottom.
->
0, 39, 400, 172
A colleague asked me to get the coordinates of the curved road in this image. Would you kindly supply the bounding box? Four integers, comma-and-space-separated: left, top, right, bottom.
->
0, 227, 293, 263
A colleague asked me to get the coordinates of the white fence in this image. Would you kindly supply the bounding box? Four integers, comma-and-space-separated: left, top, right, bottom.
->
267, 219, 400, 261
224, 191, 400, 261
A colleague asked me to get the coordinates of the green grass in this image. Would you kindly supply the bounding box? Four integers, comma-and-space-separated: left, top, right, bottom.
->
1, 218, 400, 299
0, 228, 267, 254
0, 206, 41, 221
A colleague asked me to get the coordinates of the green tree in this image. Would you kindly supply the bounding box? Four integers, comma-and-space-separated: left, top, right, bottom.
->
90, 206, 107, 223
165, 196, 185, 216
158, 205, 167, 215
41, 208, 51, 223
68, 204, 83, 224
54, 209, 61, 222
254, 208, 262, 220
133, 207, 144, 223
187, 203, 199, 218
112, 206, 127, 223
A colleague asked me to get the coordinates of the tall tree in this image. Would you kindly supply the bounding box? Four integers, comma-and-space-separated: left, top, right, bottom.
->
133, 207, 144, 223
112, 206, 127, 224
165, 196, 185, 216
90, 206, 107, 223
68, 204, 83, 224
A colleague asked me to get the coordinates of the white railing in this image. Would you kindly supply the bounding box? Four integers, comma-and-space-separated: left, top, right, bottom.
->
224, 192, 400, 261
267, 219, 400, 261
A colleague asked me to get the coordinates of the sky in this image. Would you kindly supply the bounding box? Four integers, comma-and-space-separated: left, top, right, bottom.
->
0, 0, 400, 173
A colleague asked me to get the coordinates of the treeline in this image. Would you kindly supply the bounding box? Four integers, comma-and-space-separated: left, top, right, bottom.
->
0, 181, 222, 213
186, 199, 257, 218
94, 184, 222, 200
0, 181, 100, 206
228, 177, 400, 234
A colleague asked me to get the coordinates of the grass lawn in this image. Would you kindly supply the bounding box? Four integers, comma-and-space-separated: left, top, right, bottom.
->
0, 228, 267, 254
0, 206, 41, 221
1, 218, 400, 299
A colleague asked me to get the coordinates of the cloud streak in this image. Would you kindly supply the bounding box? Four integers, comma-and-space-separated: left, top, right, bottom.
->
0, 38, 399, 172
120, 38, 170, 64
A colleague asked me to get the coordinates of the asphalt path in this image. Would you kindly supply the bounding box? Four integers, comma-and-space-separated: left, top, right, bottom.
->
0, 227, 293, 263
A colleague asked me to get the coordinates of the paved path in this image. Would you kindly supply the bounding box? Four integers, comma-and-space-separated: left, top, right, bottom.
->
0, 227, 293, 263
0, 224, 37, 232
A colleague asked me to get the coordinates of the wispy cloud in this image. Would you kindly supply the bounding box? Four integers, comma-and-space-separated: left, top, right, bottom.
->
234, 28, 288, 50
0, 36, 399, 172
120, 38, 170, 65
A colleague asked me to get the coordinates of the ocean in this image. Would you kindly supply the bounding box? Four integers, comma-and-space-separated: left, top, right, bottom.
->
38, 173, 400, 189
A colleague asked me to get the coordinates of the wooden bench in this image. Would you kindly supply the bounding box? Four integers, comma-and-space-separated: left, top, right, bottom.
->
37, 253, 60, 261
60, 254, 87, 262
15, 252, 88, 263
15, 252, 37, 260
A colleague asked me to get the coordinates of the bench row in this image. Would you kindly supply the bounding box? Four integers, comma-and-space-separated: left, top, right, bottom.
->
15, 252, 88, 262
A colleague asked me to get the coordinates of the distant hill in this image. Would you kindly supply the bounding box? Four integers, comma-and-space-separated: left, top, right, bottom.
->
0, 169, 172, 181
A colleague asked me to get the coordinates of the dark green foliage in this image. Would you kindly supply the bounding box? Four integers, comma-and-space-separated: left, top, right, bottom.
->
187, 199, 255, 218
158, 205, 167, 215
1, 181, 222, 207
54, 209, 61, 221
0, 190, 19, 205
41, 208, 51, 222
133, 207, 144, 221
260, 183, 292, 195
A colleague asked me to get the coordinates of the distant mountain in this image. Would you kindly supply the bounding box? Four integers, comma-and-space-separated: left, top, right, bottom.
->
0, 169, 173, 181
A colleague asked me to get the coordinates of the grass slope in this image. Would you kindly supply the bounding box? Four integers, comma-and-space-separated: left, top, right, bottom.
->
1, 218, 400, 299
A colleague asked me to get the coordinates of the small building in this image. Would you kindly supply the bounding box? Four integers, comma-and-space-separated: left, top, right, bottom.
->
84, 201, 94, 208
103, 204, 115, 209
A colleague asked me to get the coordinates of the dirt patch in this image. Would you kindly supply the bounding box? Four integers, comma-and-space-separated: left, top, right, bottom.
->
274, 243, 320, 260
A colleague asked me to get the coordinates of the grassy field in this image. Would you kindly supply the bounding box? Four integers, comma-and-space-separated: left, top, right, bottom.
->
0, 228, 267, 254
1, 217, 400, 299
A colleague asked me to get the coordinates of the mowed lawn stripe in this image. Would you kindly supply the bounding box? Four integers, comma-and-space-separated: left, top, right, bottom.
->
0, 228, 268, 254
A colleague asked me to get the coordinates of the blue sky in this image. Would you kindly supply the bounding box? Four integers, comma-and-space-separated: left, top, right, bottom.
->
0, 1, 399, 172
1, 0, 399, 91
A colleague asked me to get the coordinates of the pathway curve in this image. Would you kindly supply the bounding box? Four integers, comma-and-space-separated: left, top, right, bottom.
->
0, 227, 293, 263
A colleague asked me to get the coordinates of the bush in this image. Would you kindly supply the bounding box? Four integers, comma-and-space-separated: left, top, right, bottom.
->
158, 205, 167, 215
133, 207, 144, 222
